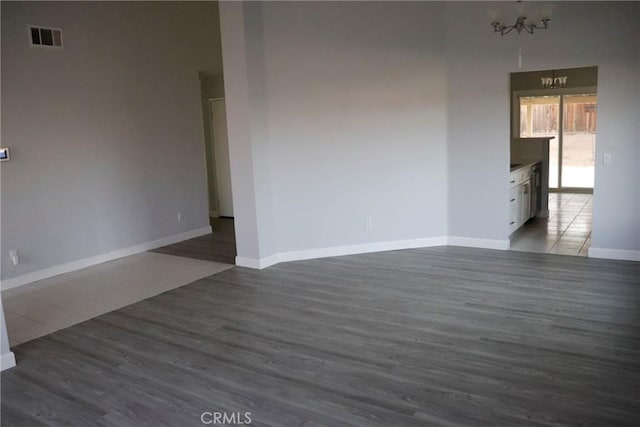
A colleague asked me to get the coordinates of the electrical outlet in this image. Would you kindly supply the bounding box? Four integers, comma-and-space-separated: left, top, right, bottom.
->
177, 212, 183, 223
9, 250, 19, 266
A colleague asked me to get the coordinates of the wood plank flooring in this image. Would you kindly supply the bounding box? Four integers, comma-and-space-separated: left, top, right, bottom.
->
151, 218, 236, 264
2, 246, 639, 426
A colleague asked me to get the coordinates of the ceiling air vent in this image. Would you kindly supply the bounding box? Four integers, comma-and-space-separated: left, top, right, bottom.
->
29, 26, 63, 48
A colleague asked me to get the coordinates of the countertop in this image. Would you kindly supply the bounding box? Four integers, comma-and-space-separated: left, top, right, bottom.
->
510, 161, 541, 172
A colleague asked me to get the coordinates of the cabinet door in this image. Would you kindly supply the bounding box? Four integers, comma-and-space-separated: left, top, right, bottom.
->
520, 181, 531, 225
509, 187, 518, 234
509, 207, 518, 234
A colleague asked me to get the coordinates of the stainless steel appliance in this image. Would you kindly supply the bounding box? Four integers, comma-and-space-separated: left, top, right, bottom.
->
530, 163, 542, 217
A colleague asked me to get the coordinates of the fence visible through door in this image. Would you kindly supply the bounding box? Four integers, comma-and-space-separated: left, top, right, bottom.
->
518, 93, 596, 190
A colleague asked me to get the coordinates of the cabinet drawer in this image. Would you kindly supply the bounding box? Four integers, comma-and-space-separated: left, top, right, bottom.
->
508, 208, 518, 234
509, 187, 518, 203
509, 167, 530, 187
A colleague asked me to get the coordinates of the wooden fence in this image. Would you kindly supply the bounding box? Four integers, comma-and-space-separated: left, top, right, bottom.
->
522, 103, 597, 134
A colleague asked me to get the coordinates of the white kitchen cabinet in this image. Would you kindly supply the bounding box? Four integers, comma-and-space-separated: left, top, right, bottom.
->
508, 187, 519, 234
518, 179, 531, 227
509, 164, 535, 235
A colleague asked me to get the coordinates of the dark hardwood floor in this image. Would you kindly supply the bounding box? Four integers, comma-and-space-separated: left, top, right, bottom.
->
151, 217, 236, 264
2, 246, 639, 426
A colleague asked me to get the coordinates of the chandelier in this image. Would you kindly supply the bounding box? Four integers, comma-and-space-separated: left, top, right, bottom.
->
491, 16, 550, 36
541, 70, 567, 89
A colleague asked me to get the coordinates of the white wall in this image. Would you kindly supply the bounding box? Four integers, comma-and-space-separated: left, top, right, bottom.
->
446, 1, 639, 256
1, 1, 222, 282
221, 2, 449, 265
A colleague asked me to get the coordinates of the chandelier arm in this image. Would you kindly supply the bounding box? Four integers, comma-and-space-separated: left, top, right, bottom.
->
530, 23, 549, 31
491, 16, 550, 36
499, 25, 515, 36
492, 21, 509, 35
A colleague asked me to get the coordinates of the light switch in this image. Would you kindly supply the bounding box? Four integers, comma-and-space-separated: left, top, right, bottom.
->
603, 153, 612, 166
9, 250, 19, 266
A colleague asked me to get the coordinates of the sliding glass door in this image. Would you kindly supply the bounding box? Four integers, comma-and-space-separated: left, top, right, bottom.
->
519, 95, 560, 187
561, 94, 597, 188
517, 92, 596, 191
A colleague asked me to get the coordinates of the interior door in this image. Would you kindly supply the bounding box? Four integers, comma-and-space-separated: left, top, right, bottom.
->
211, 99, 234, 217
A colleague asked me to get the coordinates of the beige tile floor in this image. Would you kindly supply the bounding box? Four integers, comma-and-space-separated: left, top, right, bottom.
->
510, 193, 592, 256
1, 252, 232, 347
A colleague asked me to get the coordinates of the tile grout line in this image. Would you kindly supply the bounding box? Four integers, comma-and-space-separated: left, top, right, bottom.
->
545, 193, 592, 256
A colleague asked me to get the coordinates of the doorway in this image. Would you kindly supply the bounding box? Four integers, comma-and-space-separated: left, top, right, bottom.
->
509, 66, 597, 257
209, 99, 234, 218
159, 93, 237, 265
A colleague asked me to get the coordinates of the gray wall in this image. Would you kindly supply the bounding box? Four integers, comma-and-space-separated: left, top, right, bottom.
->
219, 2, 275, 262
511, 66, 598, 92
222, 1, 638, 260
446, 2, 639, 252
2, 1, 636, 281
198, 1, 225, 216
264, 2, 449, 253
200, 69, 226, 216
220, 2, 449, 262
0, 298, 11, 367
1, 1, 222, 280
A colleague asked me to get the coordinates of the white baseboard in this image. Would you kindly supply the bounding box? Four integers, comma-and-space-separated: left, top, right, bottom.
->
0, 226, 213, 292
1, 351, 16, 371
447, 236, 510, 250
279, 237, 448, 263
235, 254, 280, 269
588, 247, 640, 262
235, 236, 448, 270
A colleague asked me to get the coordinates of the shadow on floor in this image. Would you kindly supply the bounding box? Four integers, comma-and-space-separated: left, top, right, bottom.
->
151, 217, 236, 264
